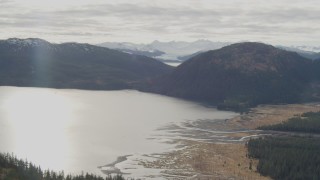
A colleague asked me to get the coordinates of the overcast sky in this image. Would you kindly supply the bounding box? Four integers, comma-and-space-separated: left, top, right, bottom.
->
0, 0, 319, 46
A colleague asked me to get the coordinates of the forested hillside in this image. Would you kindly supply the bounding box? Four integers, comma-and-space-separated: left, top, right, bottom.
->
0, 38, 172, 90
0, 153, 125, 180
142, 42, 319, 111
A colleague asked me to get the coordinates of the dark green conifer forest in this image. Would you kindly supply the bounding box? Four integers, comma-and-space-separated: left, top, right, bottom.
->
248, 111, 320, 179
0, 153, 126, 180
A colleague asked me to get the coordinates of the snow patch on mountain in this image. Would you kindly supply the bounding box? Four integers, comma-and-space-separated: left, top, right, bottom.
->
294, 46, 320, 53
98, 40, 231, 60
7, 38, 51, 47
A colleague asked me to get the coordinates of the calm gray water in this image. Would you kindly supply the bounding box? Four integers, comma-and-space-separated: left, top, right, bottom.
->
164, 62, 181, 67
0, 86, 237, 177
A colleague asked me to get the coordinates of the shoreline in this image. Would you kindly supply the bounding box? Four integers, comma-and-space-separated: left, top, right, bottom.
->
135, 103, 320, 179
98, 155, 131, 175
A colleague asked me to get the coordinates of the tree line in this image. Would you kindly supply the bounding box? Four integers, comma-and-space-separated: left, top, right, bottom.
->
248, 111, 320, 179
259, 111, 320, 133
0, 153, 127, 180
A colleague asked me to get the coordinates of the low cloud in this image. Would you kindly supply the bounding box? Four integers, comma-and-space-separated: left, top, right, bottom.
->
0, 0, 319, 45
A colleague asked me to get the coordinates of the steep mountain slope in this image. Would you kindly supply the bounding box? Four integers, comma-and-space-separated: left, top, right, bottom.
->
0, 38, 172, 90
177, 51, 204, 61
313, 60, 320, 81
144, 42, 316, 110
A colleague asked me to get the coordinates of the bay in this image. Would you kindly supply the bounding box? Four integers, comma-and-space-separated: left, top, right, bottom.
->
0, 86, 237, 177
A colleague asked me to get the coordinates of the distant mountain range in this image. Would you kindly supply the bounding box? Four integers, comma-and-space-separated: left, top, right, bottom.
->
140, 42, 320, 111
277, 46, 320, 60
98, 40, 230, 61
98, 40, 320, 61
287, 45, 320, 53
0, 38, 172, 89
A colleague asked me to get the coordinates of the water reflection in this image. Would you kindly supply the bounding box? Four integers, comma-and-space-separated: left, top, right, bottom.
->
1, 89, 74, 171
0, 86, 237, 176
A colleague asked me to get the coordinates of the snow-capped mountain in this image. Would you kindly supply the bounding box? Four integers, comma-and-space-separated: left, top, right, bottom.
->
98, 40, 320, 61
98, 42, 165, 57
98, 42, 151, 51
149, 40, 231, 60
6, 38, 53, 49
98, 40, 231, 60
291, 45, 320, 53
277, 45, 320, 60
7, 38, 50, 46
